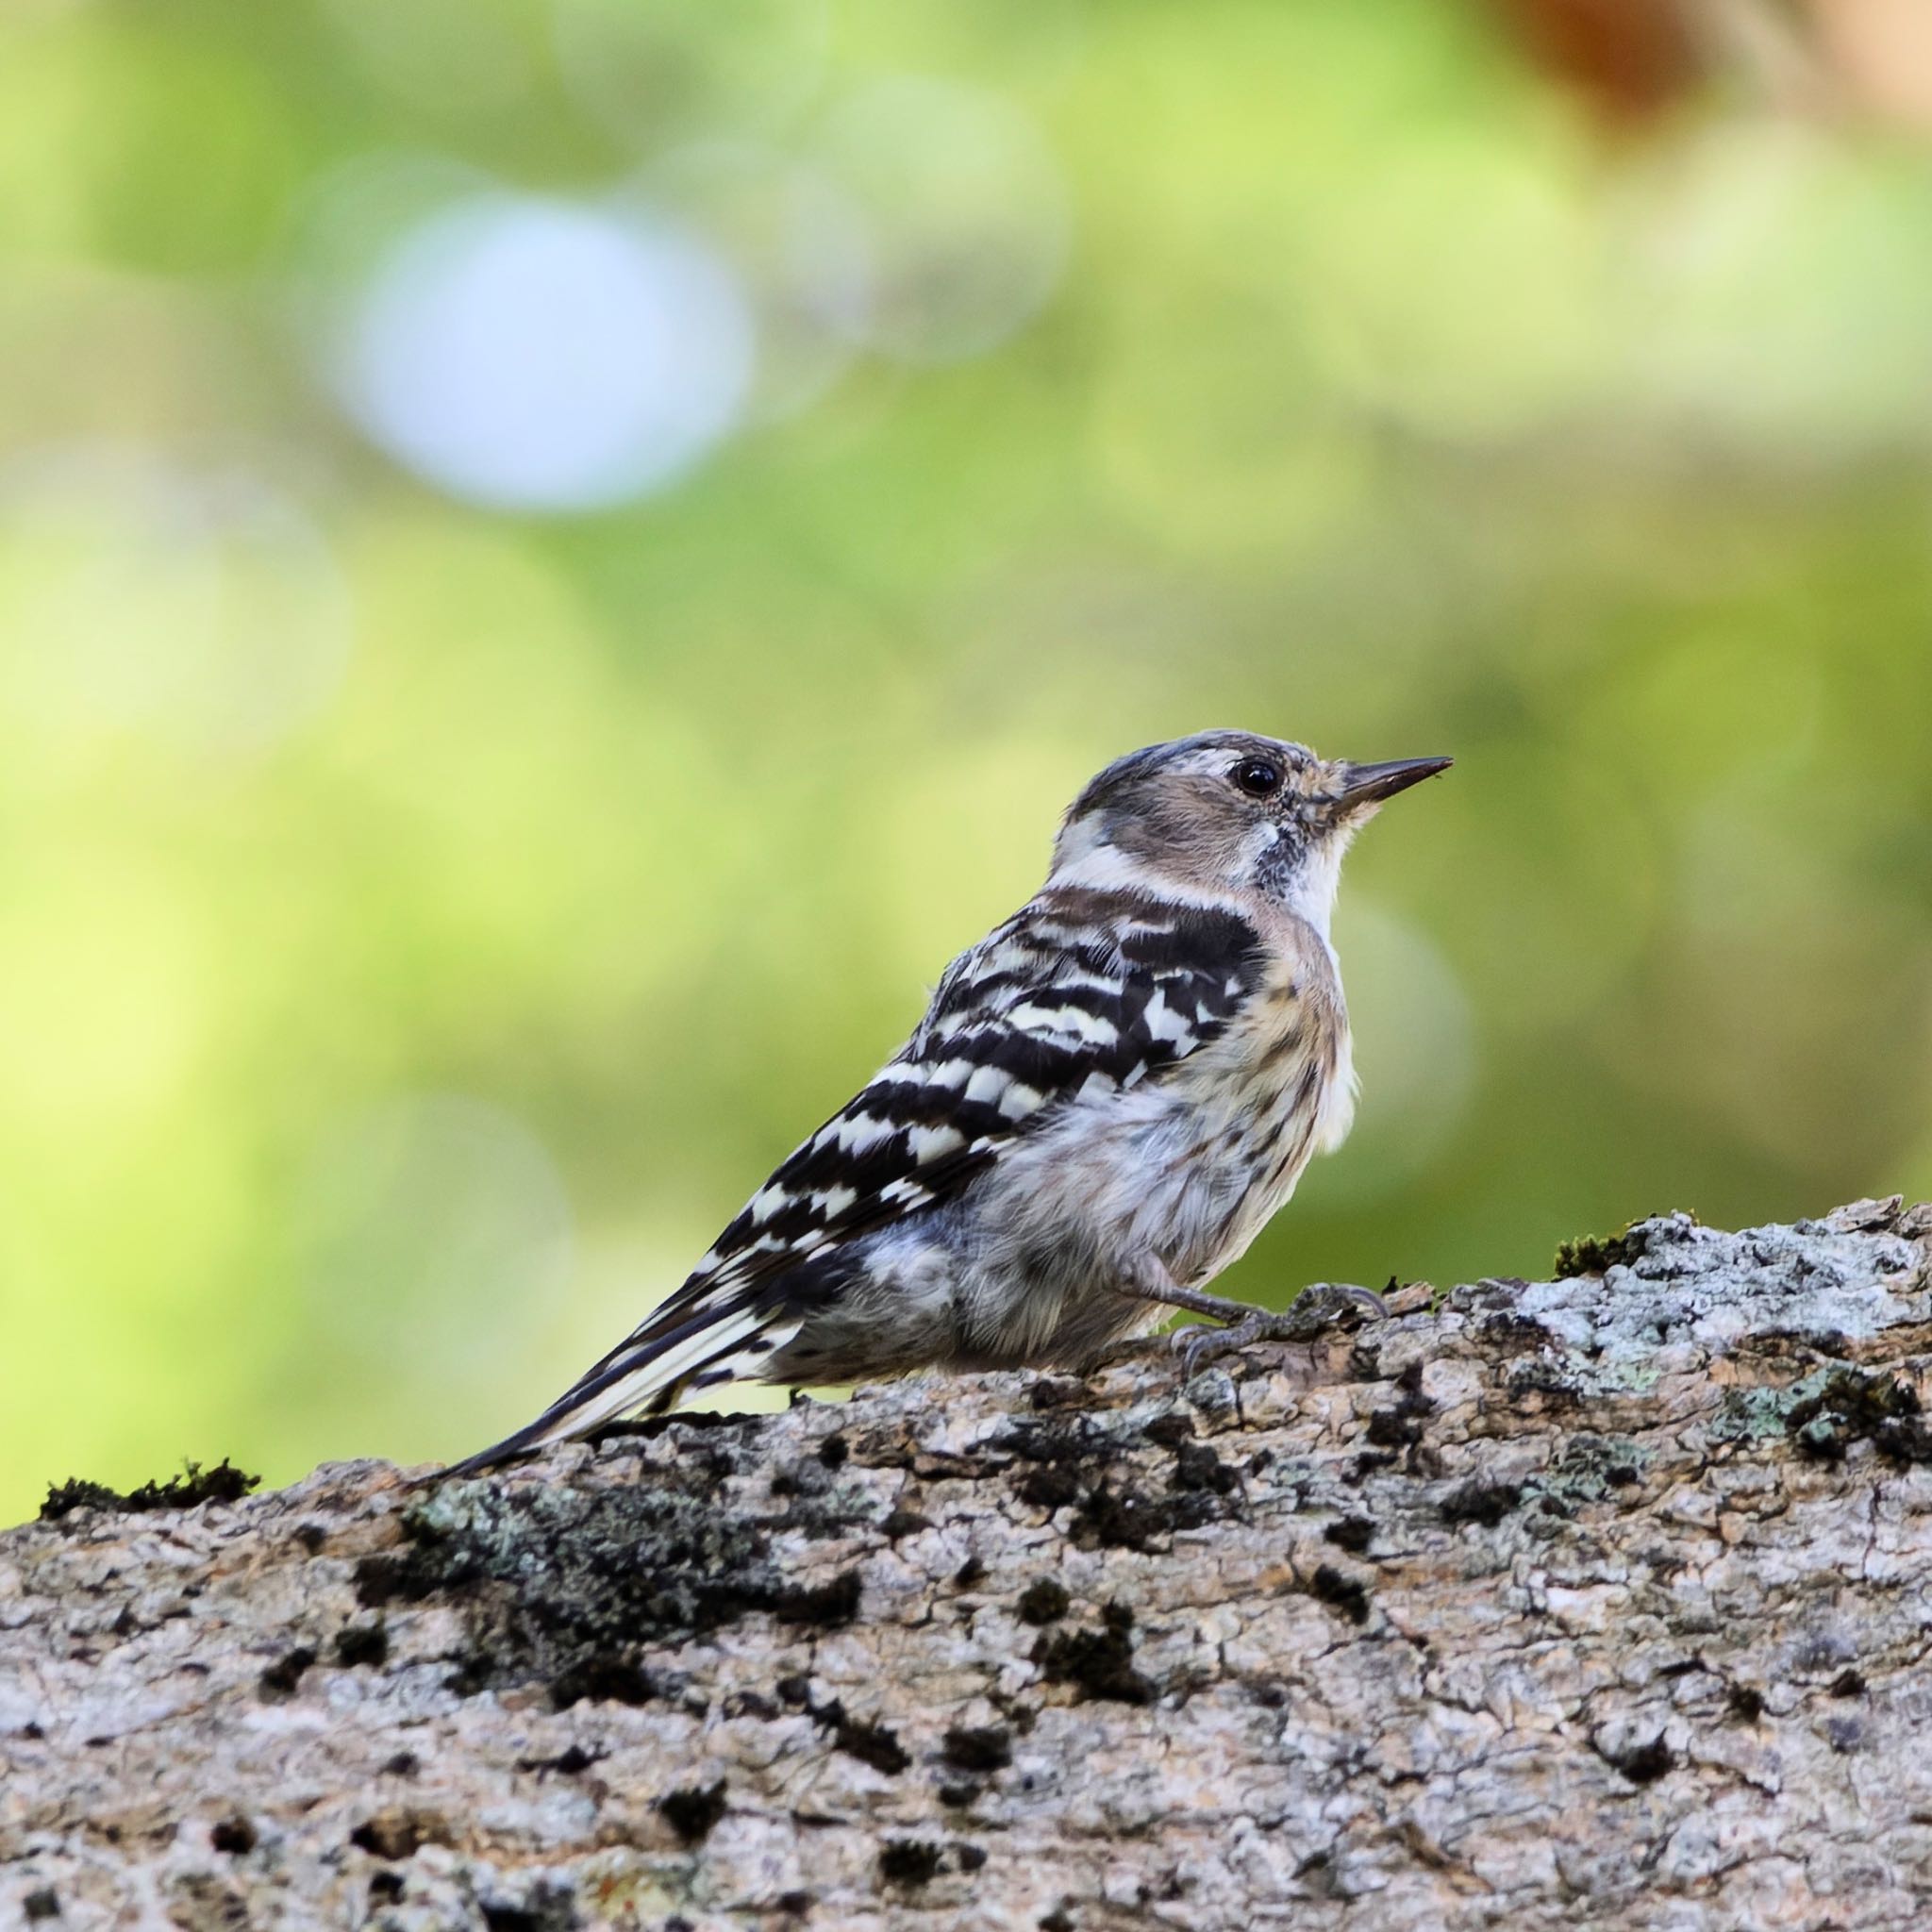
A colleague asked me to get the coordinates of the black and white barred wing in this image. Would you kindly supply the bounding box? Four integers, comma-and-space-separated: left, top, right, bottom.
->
453, 891, 1266, 1470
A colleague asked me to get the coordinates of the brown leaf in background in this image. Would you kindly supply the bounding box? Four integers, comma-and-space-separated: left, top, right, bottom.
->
1484, 0, 1709, 125
1485, 0, 1932, 129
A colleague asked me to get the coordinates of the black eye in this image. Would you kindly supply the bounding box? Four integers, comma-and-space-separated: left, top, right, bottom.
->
1231, 758, 1283, 798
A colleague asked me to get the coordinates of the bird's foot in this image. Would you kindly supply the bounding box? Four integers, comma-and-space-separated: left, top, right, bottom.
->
1174, 1283, 1388, 1378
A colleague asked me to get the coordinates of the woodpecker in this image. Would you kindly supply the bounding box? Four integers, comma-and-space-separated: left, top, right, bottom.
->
454, 731, 1450, 1472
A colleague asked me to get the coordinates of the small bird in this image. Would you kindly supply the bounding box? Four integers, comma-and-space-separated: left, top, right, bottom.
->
455, 731, 1449, 1473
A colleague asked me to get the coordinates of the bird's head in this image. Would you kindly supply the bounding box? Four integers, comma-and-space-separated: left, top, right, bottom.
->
1050, 730, 1451, 936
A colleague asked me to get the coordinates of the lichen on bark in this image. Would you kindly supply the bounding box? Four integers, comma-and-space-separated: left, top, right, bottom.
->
4, 1201, 1931, 1929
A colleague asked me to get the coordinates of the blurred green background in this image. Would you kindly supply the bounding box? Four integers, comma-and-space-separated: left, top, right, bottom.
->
4, 0, 1931, 1525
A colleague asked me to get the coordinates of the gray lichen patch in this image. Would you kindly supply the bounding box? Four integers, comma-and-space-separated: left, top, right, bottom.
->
1451, 1214, 1932, 1413
353, 1455, 865, 1706
1535, 1431, 1652, 1506
1710, 1368, 1840, 1447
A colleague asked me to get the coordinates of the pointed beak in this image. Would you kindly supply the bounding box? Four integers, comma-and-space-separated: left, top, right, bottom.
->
1337, 756, 1454, 811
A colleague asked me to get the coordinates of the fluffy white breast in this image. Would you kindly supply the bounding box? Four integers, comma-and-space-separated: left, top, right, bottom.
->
1314, 1020, 1357, 1154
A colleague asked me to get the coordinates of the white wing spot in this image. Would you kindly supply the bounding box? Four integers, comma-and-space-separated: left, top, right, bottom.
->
909, 1123, 967, 1164
750, 1183, 793, 1224
963, 1064, 1010, 1108
1051, 967, 1124, 998
979, 939, 1035, 978
1008, 1002, 1118, 1047
998, 1080, 1047, 1120
838, 1113, 895, 1156
1143, 990, 1195, 1047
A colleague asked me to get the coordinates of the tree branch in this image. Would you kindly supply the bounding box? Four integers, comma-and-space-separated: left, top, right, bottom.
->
6, 1200, 1930, 1928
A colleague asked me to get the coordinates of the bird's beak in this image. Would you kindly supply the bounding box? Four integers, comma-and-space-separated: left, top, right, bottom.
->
1337, 756, 1454, 811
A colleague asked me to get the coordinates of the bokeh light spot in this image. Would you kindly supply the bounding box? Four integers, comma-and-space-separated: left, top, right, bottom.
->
0, 444, 352, 756
334, 193, 756, 511
811, 76, 1071, 364
640, 142, 873, 423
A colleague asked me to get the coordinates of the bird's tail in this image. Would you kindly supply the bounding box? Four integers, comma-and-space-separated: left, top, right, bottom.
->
445, 1294, 793, 1476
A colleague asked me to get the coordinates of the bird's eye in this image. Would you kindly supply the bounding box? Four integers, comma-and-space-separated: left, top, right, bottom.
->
1231, 758, 1283, 798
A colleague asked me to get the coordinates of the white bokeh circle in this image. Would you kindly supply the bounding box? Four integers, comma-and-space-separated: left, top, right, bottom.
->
333, 193, 756, 511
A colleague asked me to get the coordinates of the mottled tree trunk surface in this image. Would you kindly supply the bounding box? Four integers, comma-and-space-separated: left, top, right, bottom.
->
8, 1204, 1932, 1932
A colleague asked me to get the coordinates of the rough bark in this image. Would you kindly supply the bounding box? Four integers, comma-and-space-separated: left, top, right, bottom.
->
7, 1202, 1932, 1931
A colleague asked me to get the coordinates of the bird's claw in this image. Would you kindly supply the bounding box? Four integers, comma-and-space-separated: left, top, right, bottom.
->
1174, 1282, 1389, 1377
